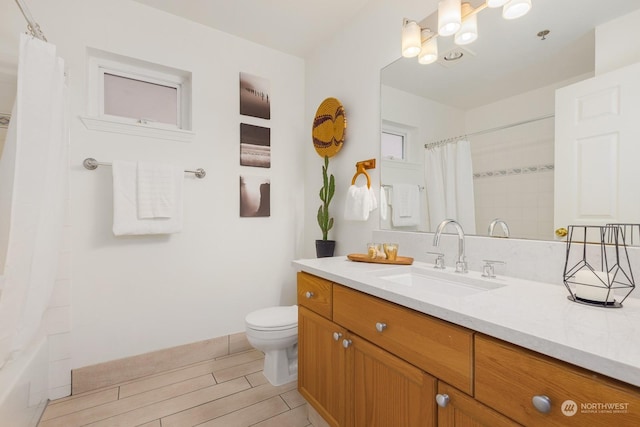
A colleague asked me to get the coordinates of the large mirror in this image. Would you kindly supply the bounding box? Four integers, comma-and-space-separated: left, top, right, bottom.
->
380, 0, 640, 241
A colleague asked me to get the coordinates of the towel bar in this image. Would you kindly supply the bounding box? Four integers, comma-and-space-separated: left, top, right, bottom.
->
82, 157, 206, 179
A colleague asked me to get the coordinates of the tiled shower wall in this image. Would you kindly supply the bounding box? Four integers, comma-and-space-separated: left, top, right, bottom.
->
471, 117, 555, 240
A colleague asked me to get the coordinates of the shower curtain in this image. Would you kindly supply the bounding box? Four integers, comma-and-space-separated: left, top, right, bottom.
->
0, 33, 67, 368
424, 140, 476, 234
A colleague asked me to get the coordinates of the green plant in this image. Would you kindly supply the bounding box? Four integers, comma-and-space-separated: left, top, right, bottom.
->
317, 155, 335, 240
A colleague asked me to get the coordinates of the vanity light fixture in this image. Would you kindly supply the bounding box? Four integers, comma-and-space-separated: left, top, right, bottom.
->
401, 19, 422, 57
403, 0, 532, 65
419, 29, 439, 64
438, 0, 462, 36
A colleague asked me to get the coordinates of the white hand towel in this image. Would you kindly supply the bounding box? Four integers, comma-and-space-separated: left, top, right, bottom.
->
344, 184, 371, 221
391, 184, 420, 226
112, 160, 183, 236
137, 161, 182, 219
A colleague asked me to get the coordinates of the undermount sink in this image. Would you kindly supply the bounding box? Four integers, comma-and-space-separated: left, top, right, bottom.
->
371, 265, 506, 297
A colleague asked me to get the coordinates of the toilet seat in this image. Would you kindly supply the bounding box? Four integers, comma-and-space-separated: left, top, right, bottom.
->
245, 305, 298, 331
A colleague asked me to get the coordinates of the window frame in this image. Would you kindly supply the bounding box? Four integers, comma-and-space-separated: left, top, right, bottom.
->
82, 49, 194, 142
99, 67, 183, 129
381, 125, 408, 161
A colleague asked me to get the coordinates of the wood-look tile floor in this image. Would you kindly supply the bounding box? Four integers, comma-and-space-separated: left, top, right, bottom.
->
38, 349, 311, 427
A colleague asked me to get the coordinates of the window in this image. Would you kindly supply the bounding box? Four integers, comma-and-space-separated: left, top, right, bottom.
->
82, 49, 193, 141
381, 130, 406, 161
103, 72, 179, 127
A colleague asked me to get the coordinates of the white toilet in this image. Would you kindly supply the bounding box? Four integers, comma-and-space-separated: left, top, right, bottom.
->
245, 305, 298, 386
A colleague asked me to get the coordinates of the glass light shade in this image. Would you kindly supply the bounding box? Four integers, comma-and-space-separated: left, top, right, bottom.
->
402, 20, 422, 57
418, 31, 438, 64
455, 3, 478, 45
503, 0, 532, 20
487, 0, 509, 7
438, 0, 462, 37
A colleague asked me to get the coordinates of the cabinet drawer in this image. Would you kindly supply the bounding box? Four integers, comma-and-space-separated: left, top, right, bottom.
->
297, 272, 333, 319
333, 285, 474, 394
475, 334, 640, 426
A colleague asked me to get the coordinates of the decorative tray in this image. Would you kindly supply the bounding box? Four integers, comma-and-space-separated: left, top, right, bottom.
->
347, 253, 414, 265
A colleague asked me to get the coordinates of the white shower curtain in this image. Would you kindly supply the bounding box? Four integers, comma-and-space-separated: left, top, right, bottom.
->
0, 34, 67, 367
424, 140, 476, 234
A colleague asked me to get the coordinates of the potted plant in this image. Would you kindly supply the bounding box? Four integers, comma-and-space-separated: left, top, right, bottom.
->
316, 155, 336, 257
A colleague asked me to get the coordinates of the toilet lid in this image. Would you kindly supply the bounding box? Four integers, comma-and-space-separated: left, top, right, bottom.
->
245, 305, 298, 330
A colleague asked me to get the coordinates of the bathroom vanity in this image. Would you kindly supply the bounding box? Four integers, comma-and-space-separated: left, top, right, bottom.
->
294, 257, 640, 427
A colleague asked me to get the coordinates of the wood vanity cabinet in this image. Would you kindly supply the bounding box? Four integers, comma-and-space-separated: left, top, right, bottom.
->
297, 272, 640, 427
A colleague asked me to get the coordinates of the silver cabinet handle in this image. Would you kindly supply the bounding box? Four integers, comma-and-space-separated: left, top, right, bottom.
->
532, 395, 552, 414
435, 394, 450, 408
333, 332, 342, 341
375, 322, 387, 332
305, 291, 314, 299
342, 339, 352, 349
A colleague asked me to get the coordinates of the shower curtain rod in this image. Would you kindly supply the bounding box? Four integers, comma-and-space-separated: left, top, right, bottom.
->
14, 0, 47, 41
424, 114, 555, 150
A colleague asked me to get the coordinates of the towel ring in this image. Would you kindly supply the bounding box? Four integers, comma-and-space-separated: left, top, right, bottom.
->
351, 159, 376, 189
351, 166, 371, 188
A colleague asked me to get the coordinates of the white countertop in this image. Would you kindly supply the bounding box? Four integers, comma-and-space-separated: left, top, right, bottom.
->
292, 256, 640, 388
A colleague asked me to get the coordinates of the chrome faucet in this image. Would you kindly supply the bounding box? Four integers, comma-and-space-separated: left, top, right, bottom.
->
488, 218, 510, 238
433, 219, 467, 273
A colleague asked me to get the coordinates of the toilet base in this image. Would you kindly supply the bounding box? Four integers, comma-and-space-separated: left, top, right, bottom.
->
262, 344, 298, 386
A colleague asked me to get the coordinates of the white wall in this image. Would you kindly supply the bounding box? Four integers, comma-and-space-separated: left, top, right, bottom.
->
303, 0, 437, 257
66, 0, 305, 369
595, 8, 640, 75
1, 0, 306, 375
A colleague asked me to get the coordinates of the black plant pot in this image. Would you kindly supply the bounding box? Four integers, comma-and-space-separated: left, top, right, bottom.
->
315, 240, 336, 258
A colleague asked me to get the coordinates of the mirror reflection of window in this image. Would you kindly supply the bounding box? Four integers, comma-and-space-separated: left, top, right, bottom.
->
381, 130, 406, 161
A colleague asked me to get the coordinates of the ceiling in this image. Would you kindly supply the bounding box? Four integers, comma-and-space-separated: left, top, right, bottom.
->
133, 0, 640, 110
132, 0, 376, 57
382, 0, 640, 109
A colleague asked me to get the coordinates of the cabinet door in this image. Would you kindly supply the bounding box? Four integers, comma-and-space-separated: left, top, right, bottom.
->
436, 382, 521, 427
350, 334, 437, 427
298, 306, 347, 427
